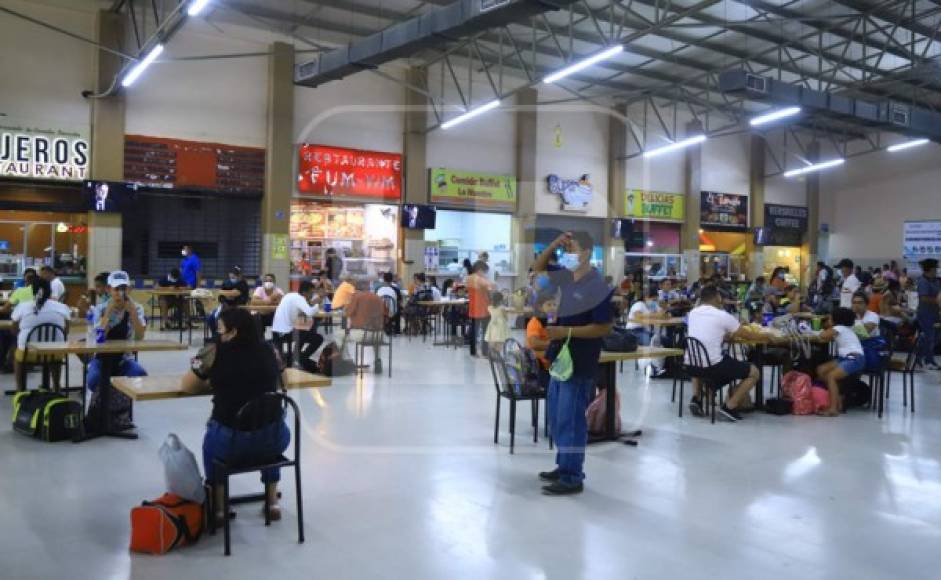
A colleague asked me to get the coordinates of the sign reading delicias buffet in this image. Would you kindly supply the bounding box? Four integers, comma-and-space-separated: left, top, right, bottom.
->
297, 144, 402, 201
430, 168, 517, 211
625, 189, 685, 221
1, 127, 89, 181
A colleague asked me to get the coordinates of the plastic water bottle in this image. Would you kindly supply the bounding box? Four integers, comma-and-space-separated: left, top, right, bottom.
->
323, 297, 332, 313
85, 308, 96, 343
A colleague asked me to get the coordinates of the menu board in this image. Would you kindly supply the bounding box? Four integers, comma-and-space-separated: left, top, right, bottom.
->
700, 191, 748, 230
290, 204, 365, 239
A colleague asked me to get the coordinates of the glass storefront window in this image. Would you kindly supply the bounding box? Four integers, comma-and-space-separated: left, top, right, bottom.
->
424, 210, 513, 274
0, 212, 88, 277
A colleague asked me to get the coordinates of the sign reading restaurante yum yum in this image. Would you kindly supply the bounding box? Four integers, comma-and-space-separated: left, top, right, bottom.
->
1, 127, 89, 181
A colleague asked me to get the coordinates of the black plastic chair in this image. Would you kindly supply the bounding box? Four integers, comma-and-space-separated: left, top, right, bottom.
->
9, 323, 67, 395
488, 348, 548, 454
680, 336, 725, 424
209, 393, 304, 556
866, 333, 894, 418
887, 330, 919, 414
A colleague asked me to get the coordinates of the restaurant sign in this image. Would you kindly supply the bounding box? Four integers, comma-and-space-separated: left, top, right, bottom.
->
430, 168, 517, 211
547, 173, 593, 212
764, 204, 808, 231
700, 190, 749, 230
625, 189, 685, 221
1, 126, 89, 181
297, 144, 402, 201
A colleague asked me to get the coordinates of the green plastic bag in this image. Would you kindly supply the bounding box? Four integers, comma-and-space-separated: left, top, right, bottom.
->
549, 329, 574, 381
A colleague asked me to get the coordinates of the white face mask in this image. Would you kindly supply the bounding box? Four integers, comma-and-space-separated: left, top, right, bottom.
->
263, 281, 274, 290
229, 276, 238, 283
559, 252, 581, 271
181, 250, 187, 257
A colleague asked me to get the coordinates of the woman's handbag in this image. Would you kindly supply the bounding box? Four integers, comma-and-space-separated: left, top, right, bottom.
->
549, 329, 574, 381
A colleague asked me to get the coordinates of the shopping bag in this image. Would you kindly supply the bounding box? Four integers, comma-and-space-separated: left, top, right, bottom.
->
159, 434, 205, 504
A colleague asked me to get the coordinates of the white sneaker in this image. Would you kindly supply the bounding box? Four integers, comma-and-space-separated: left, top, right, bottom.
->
927, 362, 941, 371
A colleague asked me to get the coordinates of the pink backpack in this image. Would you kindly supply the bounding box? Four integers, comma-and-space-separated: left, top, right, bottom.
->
586, 390, 621, 434
811, 384, 831, 412
782, 371, 814, 415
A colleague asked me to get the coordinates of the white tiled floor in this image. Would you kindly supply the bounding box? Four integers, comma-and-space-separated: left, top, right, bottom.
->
1, 329, 940, 579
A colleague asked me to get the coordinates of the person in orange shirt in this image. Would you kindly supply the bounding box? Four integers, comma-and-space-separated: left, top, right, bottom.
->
526, 294, 557, 370
467, 260, 495, 357
331, 275, 356, 310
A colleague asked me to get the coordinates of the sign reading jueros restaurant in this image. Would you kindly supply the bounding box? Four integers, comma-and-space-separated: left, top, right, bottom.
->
297, 145, 402, 201
1, 127, 89, 181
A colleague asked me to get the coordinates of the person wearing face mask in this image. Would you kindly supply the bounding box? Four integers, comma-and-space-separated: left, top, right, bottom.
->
251, 273, 285, 327
156, 268, 187, 331
181, 307, 290, 525
209, 267, 250, 338
180, 245, 202, 289
532, 231, 614, 496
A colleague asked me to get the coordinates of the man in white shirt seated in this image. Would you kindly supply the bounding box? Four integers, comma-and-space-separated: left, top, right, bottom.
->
271, 281, 324, 373
686, 286, 761, 421
40, 266, 66, 302
837, 258, 860, 309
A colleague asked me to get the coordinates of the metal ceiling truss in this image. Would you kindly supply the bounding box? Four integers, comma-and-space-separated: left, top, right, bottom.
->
110, 0, 188, 54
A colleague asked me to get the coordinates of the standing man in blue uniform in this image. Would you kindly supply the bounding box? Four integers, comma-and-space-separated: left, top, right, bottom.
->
180, 244, 202, 289
532, 231, 614, 496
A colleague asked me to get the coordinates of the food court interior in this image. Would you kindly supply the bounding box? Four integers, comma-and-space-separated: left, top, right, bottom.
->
2, 0, 941, 578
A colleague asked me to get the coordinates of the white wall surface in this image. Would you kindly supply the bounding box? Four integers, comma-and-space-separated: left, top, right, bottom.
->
702, 133, 750, 196
124, 19, 271, 147
295, 69, 406, 154
822, 143, 941, 262
534, 89, 610, 218
0, 0, 94, 136
765, 174, 807, 206
425, 96, 516, 176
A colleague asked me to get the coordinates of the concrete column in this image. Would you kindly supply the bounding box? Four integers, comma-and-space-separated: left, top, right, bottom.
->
801, 141, 821, 290
749, 134, 766, 280
87, 10, 126, 280
512, 87, 538, 290
681, 120, 704, 282
605, 103, 627, 279
402, 67, 429, 282
261, 42, 294, 284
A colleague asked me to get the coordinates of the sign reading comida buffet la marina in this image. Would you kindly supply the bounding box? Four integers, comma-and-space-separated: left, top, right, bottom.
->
430, 168, 517, 211
700, 190, 749, 230
547, 173, 593, 212
297, 144, 402, 201
0, 126, 89, 181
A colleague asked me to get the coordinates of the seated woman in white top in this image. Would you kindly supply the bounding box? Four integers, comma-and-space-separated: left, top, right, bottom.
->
816, 307, 866, 417
850, 291, 880, 337
10, 278, 71, 392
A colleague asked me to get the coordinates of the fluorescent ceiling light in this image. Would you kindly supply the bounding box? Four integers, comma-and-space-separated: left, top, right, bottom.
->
121, 44, 164, 87
188, 0, 212, 16
543, 45, 624, 84
441, 99, 501, 130
643, 134, 707, 158
887, 138, 930, 152
750, 106, 801, 127
783, 158, 844, 178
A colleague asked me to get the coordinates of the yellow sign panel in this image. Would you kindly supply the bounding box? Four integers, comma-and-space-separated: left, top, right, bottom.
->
625, 190, 685, 221
271, 234, 289, 261
430, 168, 517, 211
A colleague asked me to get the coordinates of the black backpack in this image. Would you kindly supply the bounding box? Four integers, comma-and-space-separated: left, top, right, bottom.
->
840, 376, 872, 409
603, 327, 639, 353
317, 341, 356, 377
13, 390, 83, 442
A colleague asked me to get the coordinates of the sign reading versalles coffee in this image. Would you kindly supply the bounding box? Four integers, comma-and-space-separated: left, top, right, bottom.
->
700, 191, 748, 230
764, 203, 808, 231
430, 168, 517, 211
297, 145, 402, 201
1, 127, 89, 181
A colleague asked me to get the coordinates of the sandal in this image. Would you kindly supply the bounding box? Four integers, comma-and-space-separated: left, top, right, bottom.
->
816, 409, 840, 417
263, 504, 282, 521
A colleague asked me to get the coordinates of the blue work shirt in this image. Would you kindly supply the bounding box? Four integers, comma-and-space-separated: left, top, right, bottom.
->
181, 253, 202, 288
917, 274, 941, 320
544, 265, 614, 380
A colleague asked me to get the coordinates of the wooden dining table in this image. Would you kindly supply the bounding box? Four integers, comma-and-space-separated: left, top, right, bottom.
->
27, 339, 188, 441
111, 368, 331, 401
